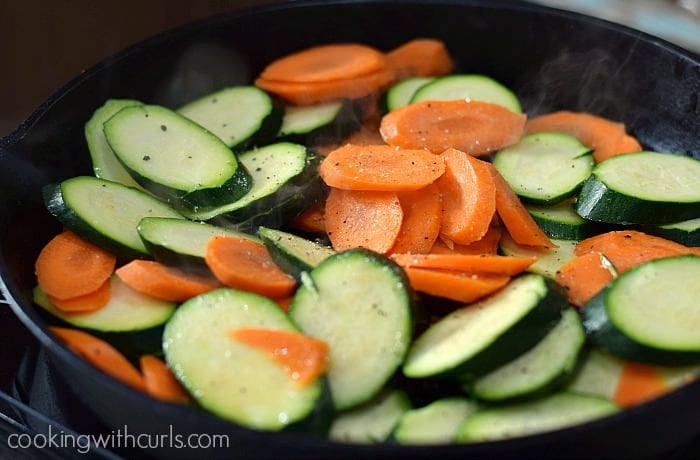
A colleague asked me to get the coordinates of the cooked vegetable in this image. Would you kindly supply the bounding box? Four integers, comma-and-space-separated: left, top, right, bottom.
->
139, 354, 191, 404
526, 200, 602, 241
383, 76, 434, 111
392, 184, 442, 254
555, 252, 616, 308
499, 233, 577, 279
410, 74, 522, 113
392, 397, 478, 445
257, 226, 336, 282
645, 217, 700, 247
391, 253, 536, 275
385, 38, 453, 79
380, 99, 526, 155
613, 362, 669, 408
404, 268, 511, 303
46, 280, 111, 313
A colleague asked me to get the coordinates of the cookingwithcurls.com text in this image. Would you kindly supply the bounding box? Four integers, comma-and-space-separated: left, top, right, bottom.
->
8, 424, 230, 454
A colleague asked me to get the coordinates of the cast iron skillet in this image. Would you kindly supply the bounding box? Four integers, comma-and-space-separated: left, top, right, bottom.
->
1, 1, 699, 458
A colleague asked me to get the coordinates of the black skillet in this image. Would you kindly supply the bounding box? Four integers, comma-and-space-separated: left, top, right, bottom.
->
1, 1, 699, 458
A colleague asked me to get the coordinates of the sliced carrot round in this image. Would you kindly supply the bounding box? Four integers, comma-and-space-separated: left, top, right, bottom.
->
392, 183, 442, 254
380, 99, 526, 156
319, 144, 446, 191
140, 354, 191, 404
391, 253, 536, 276
35, 230, 116, 300
404, 267, 510, 303
205, 236, 297, 299
385, 38, 454, 79
47, 278, 111, 313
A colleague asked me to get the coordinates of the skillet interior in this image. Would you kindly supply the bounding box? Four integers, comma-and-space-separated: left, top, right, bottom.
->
1, 1, 699, 458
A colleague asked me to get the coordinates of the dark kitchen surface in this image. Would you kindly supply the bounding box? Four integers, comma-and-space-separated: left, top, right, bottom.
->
1, 0, 699, 138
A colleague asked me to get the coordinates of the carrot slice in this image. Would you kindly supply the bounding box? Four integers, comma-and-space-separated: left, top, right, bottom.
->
435, 149, 497, 245
603, 245, 692, 273
385, 38, 454, 79
324, 188, 403, 253
392, 183, 442, 254
46, 278, 111, 313
258, 43, 388, 83
255, 67, 395, 105
288, 201, 326, 233
525, 110, 642, 163
205, 236, 297, 299
35, 230, 116, 300
139, 354, 191, 404
486, 163, 557, 248
555, 252, 616, 308
575, 230, 697, 257
404, 267, 510, 303
228, 328, 329, 387
614, 362, 669, 408
50, 326, 146, 391
319, 144, 446, 191
380, 99, 526, 156
392, 253, 536, 276
430, 218, 502, 255
115, 259, 222, 302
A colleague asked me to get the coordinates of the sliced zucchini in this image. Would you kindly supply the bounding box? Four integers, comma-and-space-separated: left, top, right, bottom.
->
392, 396, 478, 445
565, 348, 624, 400
526, 200, 602, 241
278, 99, 361, 146
403, 274, 567, 380
581, 254, 700, 365
84, 98, 144, 189
258, 226, 336, 282
383, 76, 434, 112
43, 176, 184, 261
103, 104, 252, 211
163, 288, 330, 432
493, 132, 594, 205
289, 248, 414, 410
499, 232, 578, 279
575, 151, 700, 224
468, 308, 586, 402
329, 388, 412, 444
177, 85, 283, 150
455, 392, 619, 443
137, 217, 260, 275
410, 74, 522, 113
180, 142, 316, 224
645, 217, 700, 247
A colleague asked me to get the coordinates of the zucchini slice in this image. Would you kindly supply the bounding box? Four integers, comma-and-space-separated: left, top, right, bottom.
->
258, 226, 336, 282
289, 248, 414, 411
403, 274, 567, 380
177, 85, 283, 150
469, 307, 586, 402
410, 74, 522, 113
493, 132, 594, 205
383, 76, 434, 112
329, 388, 412, 444
137, 217, 260, 275
43, 176, 184, 261
392, 396, 479, 445
526, 200, 602, 241
278, 99, 361, 146
104, 104, 252, 211
163, 288, 330, 432
645, 217, 700, 247
499, 233, 578, 279
84, 98, 144, 189
582, 254, 700, 365
575, 151, 700, 224
455, 392, 618, 443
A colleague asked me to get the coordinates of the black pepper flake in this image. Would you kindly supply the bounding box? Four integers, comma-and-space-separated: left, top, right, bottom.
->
160, 124, 167, 132
143, 155, 151, 161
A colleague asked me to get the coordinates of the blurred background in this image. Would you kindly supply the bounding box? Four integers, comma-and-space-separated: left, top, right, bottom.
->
1, 0, 699, 138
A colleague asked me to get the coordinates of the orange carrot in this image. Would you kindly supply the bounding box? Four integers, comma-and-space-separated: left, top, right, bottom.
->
555, 252, 616, 308
288, 201, 326, 233
255, 67, 395, 105
139, 354, 191, 404
35, 230, 116, 300
385, 38, 454, 79
319, 144, 446, 191
228, 328, 329, 387
50, 326, 146, 391
486, 163, 556, 248
323, 187, 403, 253
47, 278, 111, 313
392, 253, 536, 276
404, 267, 510, 303
115, 259, 222, 302
258, 43, 388, 83
379, 99, 526, 156
614, 362, 669, 408
575, 230, 697, 257
435, 148, 497, 245
392, 183, 442, 254
430, 218, 502, 255
602, 245, 692, 273
274, 296, 295, 312
205, 236, 297, 299
525, 110, 642, 163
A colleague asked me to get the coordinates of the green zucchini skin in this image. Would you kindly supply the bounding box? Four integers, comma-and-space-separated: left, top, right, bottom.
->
277, 98, 363, 147
527, 201, 603, 241
403, 274, 568, 381
644, 217, 700, 247
391, 396, 479, 445
257, 226, 336, 282
104, 104, 253, 211
410, 73, 522, 113
581, 255, 700, 366
575, 151, 700, 224
42, 176, 184, 262
382, 76, 434, 112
